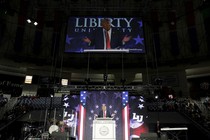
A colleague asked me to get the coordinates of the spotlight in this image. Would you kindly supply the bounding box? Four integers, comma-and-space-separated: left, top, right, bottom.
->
27, 19, 32, 23
26, 19, 38, 26
34, 21, 38, 26
24, 75, 33, 84
168, 94, 173, 99
61, 79, 68, 86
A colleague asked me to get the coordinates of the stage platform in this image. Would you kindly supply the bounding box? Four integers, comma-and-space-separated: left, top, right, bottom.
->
18, 110, 190, 125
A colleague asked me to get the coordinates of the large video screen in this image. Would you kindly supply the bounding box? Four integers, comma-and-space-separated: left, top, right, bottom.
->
65, 17, 145, 53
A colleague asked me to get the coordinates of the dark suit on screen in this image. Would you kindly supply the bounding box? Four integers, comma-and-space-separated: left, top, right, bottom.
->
98, 110, 111, 118
88, 28, 124, 49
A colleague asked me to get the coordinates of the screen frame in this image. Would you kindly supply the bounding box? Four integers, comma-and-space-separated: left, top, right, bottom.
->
64, 16, 146, 54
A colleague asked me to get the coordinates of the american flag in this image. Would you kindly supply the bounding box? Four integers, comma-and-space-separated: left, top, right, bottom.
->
63, 93, 149, 140
129, 95, 149, 139
62, 94, 80, 138
78, 91, 130, 140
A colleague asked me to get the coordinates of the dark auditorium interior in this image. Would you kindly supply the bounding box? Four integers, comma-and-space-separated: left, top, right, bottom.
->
0, 0, 210, 140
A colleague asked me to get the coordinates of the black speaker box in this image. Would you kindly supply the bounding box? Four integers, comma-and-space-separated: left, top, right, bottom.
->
37, 87, 54, 97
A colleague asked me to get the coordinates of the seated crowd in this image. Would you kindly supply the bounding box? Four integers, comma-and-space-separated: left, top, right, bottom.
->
1, 94, 210, 133
1, 95, 62, 122
146, 96, 210, 131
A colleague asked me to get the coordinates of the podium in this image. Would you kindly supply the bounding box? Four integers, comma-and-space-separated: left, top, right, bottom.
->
92, 118, 116, 140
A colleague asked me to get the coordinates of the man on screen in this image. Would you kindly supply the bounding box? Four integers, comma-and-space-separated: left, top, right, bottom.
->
83, 18, 132, 50
95, 104, 115, 118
